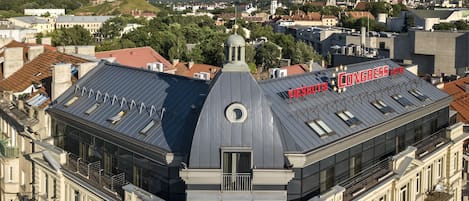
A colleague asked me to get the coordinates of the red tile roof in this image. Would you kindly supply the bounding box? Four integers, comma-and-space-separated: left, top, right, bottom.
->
280, 64, 309, 76
95, 47, 175, 71
355, 2, 369, 10
0, 51, 90, 93
346, 11, 375, 20
283, 12, 322, 21
175, 62, 221, 79
442, 76, 469, 123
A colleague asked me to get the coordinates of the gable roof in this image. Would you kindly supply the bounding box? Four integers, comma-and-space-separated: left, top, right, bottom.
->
346, 11, 375, 20
95, 47, 175, 71
0, 51, 89, 92
11, 16, 49, 24
355, 2, 369, 10
442, 76, 469, 123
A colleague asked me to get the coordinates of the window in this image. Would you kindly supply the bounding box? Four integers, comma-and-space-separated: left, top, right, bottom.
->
392, 94, 413, 108
379, 42, 386, 49
53, 179, 57, 198
306, 119, 333, 137
45, 173, 48, 197
416, 173, 421, 193
21, 136, 25, 152
108, 110, 127, 124
85, 103, 100, 115
222, 152, 251, 174
0, 163, 3, 178
9, 166, 13, 181
21, 170, 25, 186
140, 120, 160, 135
400, 185, 408, 201
336, 110, 362, 127
409, 89, 429, 101
74, 190, 80, 201
454, 152, 458, 171
379, 195, 386, 201
64, 96, 79, 107
427, 165, 433, 190
371, 100, 395, 114
437, 158, 443, 178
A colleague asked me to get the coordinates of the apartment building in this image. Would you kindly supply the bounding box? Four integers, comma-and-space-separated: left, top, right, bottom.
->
55, 16, 114, 34
8, 16, 54, 34
0, 41, 97, 201
41, 32, 468, 201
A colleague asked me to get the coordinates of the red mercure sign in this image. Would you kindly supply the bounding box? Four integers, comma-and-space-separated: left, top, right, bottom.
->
288, 82, 329, 99
337, 65, 389, 89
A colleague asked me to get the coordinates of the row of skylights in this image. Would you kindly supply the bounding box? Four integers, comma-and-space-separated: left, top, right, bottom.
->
306, 119, 333, 137
371, 100, 395, 115
409, 89, 429, 101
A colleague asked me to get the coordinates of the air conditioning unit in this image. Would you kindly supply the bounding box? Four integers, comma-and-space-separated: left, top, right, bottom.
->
147, 62, 164, 72
199, 72, 210, 80
269, 68, 287, 79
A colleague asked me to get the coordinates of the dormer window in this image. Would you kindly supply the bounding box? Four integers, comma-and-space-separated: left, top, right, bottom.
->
371, 100, 395, 115
336, 110, 361, 127
108, 111, 126, 124
64, 96, 79, 107
85, 103, 100, 115
392, 94, 413, 108
409, 89, 429, 101
307, 119, 333, 137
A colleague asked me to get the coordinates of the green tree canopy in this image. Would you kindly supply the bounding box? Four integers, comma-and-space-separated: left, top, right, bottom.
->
50, 25, 93, 46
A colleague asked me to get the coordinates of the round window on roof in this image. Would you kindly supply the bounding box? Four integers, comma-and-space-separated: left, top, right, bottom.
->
225, 103, 248, 123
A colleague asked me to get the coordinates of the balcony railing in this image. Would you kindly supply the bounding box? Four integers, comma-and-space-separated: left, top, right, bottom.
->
415, 129, 450, 159
0, 146, 19, 158
63, 153, 126, 199
222, 173, 252, 192
339, 158, 392, 201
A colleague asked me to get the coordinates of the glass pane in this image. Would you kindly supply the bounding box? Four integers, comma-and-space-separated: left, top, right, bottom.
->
316, 120, 333, 134
308, 121, 326, 136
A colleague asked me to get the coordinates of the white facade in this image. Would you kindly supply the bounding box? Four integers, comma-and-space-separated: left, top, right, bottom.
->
24, 9, 65, 17
0, 28, 37, 42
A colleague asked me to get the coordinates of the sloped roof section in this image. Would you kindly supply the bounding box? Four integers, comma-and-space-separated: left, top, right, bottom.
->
48, 62, 210, 154
175, 62, 221, 79
95, 47, 174, 71
409, 9, 453, 20
259, 59, 450, 153
442, 76, 469, 123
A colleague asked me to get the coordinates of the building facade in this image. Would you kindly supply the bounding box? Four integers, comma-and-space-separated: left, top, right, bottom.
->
55, 16, 114, 34
44, 32, 468, 201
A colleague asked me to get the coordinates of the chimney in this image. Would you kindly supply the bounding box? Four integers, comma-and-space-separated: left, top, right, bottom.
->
41, 37, 52, 46
51, 63, 72, 100
78, 62, 98, 79
76, 46, 95, 56
28, 45, 44, 61
172, 59, 179, 66
3, 47, 24, 79
188, 61, 195, 69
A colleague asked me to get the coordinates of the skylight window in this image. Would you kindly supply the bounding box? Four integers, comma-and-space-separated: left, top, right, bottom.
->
140, 120, 160, 135
336, 110, 362, 127
371, 100, 395, 115
64, 96, 79, 107
108, 111, 127, 124
409, 89, 429, 101
392, 94, 413, 108
85, 103, 100, 115
306, 119, 333, 137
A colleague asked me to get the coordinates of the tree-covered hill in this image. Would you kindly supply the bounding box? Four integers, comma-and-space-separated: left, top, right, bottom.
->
0, 0, 89, 16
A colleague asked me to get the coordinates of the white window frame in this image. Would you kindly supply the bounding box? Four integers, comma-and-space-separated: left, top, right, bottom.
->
453, 152, 458, 172
400, 185, 408, 201
306, 119, 333, 137
437, 158, 443, 178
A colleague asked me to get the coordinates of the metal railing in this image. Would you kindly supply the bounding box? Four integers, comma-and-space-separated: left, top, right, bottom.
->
0, 146, 19, 158
222, 173, 252, 192
64, 153, 126, 199
415, 129, 450, 159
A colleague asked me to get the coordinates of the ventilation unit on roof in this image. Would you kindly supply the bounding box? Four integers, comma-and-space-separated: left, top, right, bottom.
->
269, 68, 287, 79
147, 62, 164, 72
194, 72, 210, 80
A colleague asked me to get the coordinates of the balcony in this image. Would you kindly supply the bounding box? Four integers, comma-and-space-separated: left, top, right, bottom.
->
425, 191, 452, 201
339, 158, 392, 201
415, 129, 450, 160
221, 173, 252, 192
0, 146, 19, 158
63, 153, 126, 200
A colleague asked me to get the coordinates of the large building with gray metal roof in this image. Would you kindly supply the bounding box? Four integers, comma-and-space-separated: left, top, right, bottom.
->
46, 32, 469, 201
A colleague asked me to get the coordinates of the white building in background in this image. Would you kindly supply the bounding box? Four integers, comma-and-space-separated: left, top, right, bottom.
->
24, 9, 65, 17
271, 0, 278, 15
0, 26, 38, 42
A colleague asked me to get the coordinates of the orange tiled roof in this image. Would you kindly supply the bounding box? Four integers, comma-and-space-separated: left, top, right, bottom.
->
0, 40, 29, 61
355, 2, 369, 10
281, 64, 308, 76
0, 51, 89, 92
322, 15, 338, 20
442, 76, 469, 123
175, 62, 221, 79
346, 11, 375, 20
283, 12, 322, 21
95, 47, 175, 71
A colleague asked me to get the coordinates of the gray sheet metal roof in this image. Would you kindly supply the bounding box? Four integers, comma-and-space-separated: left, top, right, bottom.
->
12, 16, 49, 24
56, 16, 114, 23
188, 72, 285, 169
259, 59, 450, 153
48, 62, 209, 154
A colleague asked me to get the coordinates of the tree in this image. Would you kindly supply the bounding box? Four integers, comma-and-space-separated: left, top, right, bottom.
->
454, 20, 469, 30
321, 6, 342, 16
433, 22, 456, 30
100, 17, 126, 39
301, 4, 321, 13
276, 7, 288, 15
292, 41, 322, 64
50, 25, 93, 46
365, 2, 389, 17
255, 42, 281, 71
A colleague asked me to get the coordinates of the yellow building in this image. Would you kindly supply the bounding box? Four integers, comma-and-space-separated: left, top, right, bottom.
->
55, 16, 114, 34
8, 16, 55, 33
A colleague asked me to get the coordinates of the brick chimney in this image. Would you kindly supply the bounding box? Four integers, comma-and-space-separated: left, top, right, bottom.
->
78, 62, 98, 79
3, 47, 24, 79
51, 63, 72, 100
28, 45, 44, 61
